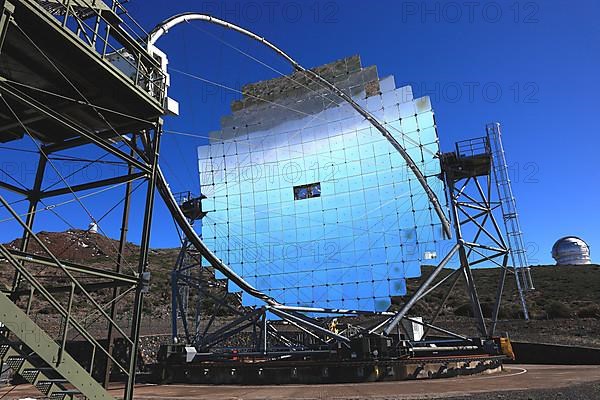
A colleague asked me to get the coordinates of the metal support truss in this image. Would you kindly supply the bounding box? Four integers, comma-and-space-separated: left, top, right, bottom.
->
383, 135, 529, 338
0, 122, 163, 400
104, 143, 135, 388
0, 1, 172, 398
169, 192, 218, 345
0, 9, 165, 394
383, 244, 459, 335
167, 206, 351, 353
171, 237, 209, 344
125, 123, 162, 400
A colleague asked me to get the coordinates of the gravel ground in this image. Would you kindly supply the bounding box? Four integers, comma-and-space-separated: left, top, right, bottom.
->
442, 382, 600, 400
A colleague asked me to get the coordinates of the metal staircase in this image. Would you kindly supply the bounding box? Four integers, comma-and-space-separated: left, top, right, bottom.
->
0, 292, 114, 399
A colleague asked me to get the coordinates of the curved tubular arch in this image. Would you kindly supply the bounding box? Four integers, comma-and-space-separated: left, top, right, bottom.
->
149, 14, 452, 306
149, 13, 451, 237
156, 167, 277, 305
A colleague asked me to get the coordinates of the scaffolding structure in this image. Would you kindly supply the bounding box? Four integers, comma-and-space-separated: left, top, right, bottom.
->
0, 1, 166, 399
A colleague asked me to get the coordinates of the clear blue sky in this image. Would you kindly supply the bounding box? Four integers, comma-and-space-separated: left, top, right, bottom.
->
132, 0, 599, 265
3, 1, 597, 266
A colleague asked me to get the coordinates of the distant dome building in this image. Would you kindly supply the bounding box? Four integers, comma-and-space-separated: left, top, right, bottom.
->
551, 236, 591, 265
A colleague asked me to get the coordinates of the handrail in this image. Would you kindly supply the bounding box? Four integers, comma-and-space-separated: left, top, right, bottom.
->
33, 0, 166, 104
0, 242, 130, 376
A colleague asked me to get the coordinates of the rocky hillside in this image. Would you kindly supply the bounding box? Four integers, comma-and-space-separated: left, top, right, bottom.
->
0, 229, 234, 322
402, 264, 600, 347
5, 229, 140, 263
402, 264, 600, 321
2, 230, 599, 344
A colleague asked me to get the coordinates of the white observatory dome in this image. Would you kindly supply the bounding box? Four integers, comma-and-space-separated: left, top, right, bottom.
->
551, 236, 591, 265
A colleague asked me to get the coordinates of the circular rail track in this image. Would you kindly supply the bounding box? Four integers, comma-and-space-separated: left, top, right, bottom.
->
3, 364, 600, 399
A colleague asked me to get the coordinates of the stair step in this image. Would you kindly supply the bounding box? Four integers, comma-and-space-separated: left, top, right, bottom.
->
2, 354, 68, 397
36, 379, 56, 395
50, 389, 82, 400
36, 377, 69, 393
4, 355, 26, 371
0, 343, 11, 359
1, 290, 115, 399
20, 367, 41, 382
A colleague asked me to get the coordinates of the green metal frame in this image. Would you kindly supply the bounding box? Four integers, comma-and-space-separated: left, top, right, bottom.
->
0, 1, 166, 399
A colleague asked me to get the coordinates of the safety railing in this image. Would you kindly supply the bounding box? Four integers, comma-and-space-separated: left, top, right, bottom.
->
0, 195, 136, 383
35, 0, 166, 105
455, 136, 490, 158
